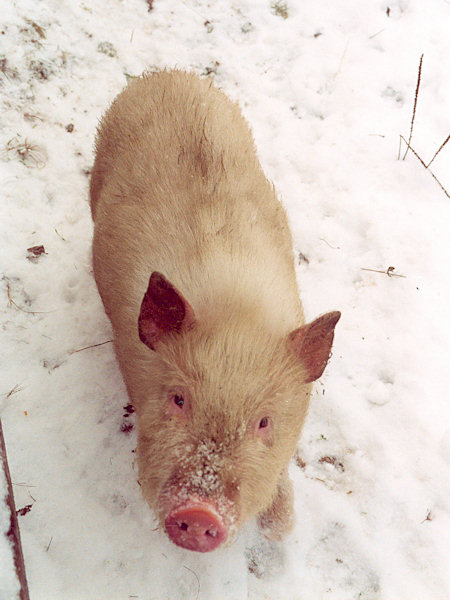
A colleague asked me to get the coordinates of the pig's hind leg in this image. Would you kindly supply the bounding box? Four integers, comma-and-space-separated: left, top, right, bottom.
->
257, 471, 294, 541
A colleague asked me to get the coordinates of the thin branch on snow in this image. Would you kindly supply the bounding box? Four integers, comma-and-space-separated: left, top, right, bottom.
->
361, 266, 406, 278
421, 509, 433, 524
399, 136, 450, 199
320, 238, 341, 250
402, 54, 424, 161
0, 419, 30, 600
1, 383, 25, 399
3, 277, 52, 314
183, 565, 201, 600
426, 133, 450, 168
397, 55, 450, 199
69, 340, 114, 354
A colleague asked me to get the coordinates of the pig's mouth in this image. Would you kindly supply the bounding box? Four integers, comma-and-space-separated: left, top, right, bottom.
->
164, 500, 228, 552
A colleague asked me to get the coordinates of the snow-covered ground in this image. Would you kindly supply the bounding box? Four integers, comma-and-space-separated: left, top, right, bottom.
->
1, 1, 449, 598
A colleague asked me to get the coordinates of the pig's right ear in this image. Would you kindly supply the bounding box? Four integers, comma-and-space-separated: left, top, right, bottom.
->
138, 272, 195, 351
288, 311, 341, 383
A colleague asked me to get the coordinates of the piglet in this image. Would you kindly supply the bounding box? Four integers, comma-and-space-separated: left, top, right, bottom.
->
89, 70, 340, 553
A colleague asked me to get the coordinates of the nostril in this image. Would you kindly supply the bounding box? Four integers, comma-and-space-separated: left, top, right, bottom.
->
165, 503, 228, 552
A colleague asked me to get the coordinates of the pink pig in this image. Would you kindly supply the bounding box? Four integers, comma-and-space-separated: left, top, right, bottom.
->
90, 70, 340, 552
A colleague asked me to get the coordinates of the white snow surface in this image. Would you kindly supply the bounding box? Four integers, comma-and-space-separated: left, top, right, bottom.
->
1, 0, 450, 599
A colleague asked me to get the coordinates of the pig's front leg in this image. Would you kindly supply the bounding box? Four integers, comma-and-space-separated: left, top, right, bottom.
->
257, 472, 294, 541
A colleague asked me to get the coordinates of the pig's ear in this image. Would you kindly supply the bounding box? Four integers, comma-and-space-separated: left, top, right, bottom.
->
138, 272, 195, 351
288, 311, 341, 383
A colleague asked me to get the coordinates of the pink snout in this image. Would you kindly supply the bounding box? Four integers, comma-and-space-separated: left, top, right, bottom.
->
165, 502, 228, 552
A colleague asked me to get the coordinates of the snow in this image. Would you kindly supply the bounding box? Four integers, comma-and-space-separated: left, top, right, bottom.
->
1, 0, 450, 598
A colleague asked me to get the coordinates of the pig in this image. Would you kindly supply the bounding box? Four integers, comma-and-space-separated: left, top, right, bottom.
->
89, 70, 340, 553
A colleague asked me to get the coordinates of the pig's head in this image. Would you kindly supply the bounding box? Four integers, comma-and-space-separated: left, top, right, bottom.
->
136, 272, 340, 552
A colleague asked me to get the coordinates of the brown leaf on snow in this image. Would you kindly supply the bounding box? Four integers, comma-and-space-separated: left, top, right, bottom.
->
16, 504, 33, 517
26, 245, 46, 261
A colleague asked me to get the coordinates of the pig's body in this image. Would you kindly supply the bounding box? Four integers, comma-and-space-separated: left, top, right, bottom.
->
90, 70, 340, 552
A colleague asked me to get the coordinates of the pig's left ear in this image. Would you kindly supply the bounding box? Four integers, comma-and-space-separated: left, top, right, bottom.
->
138, 272, 195, 351
288, 311, 341, 383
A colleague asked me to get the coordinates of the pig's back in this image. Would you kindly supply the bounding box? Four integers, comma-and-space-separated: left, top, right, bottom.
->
90, 70, 303, 338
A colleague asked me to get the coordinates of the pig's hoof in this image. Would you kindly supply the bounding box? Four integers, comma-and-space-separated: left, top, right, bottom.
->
165, 503, 227, 552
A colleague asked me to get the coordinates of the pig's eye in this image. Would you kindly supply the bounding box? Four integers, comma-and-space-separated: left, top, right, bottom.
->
167, 391, 189, 417
255, 415, 273, 442
259, 417, 269, 429
173, 394, 184, 408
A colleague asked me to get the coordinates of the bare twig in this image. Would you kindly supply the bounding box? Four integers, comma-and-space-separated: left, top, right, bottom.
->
397, 134, 403, 162
400, 136, 428, 169
183, 565, 200, 600
54, 228, 67, 241
5, 136, 47, 168
398, 55, 450, 199
0, 58, 18, 80
369, 29, 384, 40
0, 419, 30, 600
403, 54, 424, 161
320, 238, 341, 250
426, 133, 450, 168
400, 136, 450, 199
3, 278, 51, 314
11, 483, 36, 488
1, 383, 24, 399
421, 509, 433, 523
333, 38, 350, 80
69, 340, 113, 354
310, 476, 328, 485
361, 266, 406, 278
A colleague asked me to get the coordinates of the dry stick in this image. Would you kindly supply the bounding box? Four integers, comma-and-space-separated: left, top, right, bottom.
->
0, 419, 30, 600
320, 238, 340, 250
402, 53, 424, 161
333, 38, 350, 80
368, 28, 385, 40
69, 340, 113, 354
361, 267, 406, 278
400, 135, 450, 199
421, 510, 433, 524
426, 133, 450, 168
2, 383, 24, 399
4, 279, 51, 315
397, 134, 403, 162
183, 565, 200, 600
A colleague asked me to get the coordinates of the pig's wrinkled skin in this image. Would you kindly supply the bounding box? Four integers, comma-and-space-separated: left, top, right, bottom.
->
90, 70, 340, 552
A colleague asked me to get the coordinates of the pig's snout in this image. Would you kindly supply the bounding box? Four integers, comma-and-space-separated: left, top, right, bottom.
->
165, 502, 228, 552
